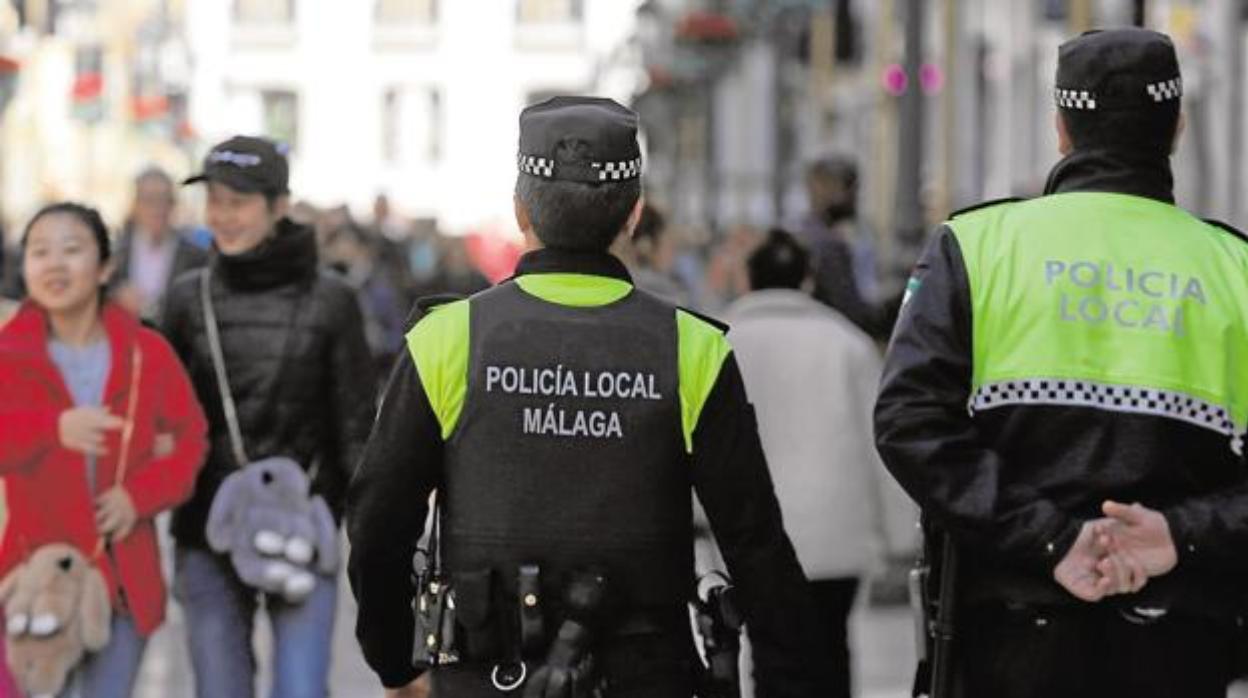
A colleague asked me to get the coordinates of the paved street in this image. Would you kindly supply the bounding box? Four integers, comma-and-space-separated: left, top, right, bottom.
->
134, 538, 919, 698
119, 549, 1248, 698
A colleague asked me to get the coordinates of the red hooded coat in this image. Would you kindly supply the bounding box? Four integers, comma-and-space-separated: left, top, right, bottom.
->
0, 302, 207, 636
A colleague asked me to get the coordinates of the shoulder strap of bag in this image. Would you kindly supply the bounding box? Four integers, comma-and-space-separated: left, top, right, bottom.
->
91, 341, 143, 561
199, 267, 310, 470
200, 268, 250, 468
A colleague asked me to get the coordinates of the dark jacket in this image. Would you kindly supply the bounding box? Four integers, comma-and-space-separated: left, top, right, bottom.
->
875, 148, 1248, 620
162, 220, 375, 549
109, 227, 210, 321
347, 249, 824, 696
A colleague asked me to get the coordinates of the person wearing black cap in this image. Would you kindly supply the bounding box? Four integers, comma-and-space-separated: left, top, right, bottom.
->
161, 135, 376, 698
875, 28, 1248, 698
347, 97, 824, 698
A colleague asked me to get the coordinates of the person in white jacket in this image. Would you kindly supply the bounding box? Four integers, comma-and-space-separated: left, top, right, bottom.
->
725, 228, 914, 698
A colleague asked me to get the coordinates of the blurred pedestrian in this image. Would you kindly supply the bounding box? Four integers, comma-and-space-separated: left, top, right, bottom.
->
323, 222, 407, 378
162, 136, 375, 698
726, 229, 910, 698
408, 235, 490, 299
618, 203, 691, 306
796, 156, 880, 336
367, 194, 416, 301
109, 167, 209, 323
0, 202, 207, 698
701, 224, 761, 314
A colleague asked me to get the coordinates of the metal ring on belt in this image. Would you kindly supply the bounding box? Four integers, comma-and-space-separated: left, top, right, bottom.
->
490, 661, 527, 692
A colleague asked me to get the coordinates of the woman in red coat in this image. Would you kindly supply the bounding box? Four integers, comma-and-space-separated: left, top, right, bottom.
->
0, 202, 207, 698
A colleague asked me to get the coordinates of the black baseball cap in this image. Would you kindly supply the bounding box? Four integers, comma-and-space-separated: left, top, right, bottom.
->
1055, 28, 1182, 113
517, 96, 642, 184
183, 135, 290, 194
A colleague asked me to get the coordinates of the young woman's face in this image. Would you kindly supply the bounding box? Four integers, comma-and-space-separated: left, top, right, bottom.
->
206, 181, 285, 255
22, 213, 109, 314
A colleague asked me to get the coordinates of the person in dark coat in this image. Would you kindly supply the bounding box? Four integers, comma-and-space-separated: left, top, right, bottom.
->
110, 166, 208, 323
162, 135, 375, 698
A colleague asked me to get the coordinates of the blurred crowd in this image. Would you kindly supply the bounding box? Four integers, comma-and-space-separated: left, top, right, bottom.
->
0, 149, 916, 698
1, 150, 901, 351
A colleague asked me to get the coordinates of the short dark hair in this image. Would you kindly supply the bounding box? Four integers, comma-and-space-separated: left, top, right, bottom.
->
514, 140, 642, 251
21, 202, 112, 264
748, 228, 810, 291
1061, 81, 1180, 154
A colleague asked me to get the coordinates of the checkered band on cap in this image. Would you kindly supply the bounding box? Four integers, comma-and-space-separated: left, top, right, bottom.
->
1055, 88, 1097, 110
518, 154, 554, 178
592, 157, 642, 181
970, 378, 1245, 456
1146, 77, 1182, 103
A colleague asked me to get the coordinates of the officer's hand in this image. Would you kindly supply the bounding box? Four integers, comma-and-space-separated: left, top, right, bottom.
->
1097, 501, 1178, 578
1091, 519, 1148, 595
383, 674, 430, 698
1053, 520, 1118, 602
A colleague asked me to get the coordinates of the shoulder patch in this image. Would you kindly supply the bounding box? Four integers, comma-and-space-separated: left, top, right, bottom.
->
404, 294, 466, 332
948, 197, 1025, 220
1204, 218, 1248, 245
676, 306, 729, 334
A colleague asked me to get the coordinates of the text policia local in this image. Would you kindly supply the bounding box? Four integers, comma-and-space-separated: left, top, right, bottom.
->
485, 365, 663, 440
1044, 260, 1206, 336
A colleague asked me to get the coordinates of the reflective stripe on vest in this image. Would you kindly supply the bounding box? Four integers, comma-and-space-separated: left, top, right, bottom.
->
949, 192, 1248, 455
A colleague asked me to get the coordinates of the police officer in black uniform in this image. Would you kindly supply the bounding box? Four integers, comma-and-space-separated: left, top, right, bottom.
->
875, 28, 1248, 698
348, 96, 824, 698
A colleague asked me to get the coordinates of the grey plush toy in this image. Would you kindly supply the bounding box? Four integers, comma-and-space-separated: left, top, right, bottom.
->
206, 457, 338, 602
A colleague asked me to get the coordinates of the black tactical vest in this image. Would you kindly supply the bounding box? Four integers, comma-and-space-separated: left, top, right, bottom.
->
443, 280, 692, 614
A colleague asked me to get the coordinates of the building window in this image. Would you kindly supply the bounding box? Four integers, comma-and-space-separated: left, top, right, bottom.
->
375, 0, 436, 25
234, 0, 295, 25
262, 89, 299, 151
382, 87, 442, 166
515, 0, 583, 48
373, 0, 438, 48
516, 0, 582, 24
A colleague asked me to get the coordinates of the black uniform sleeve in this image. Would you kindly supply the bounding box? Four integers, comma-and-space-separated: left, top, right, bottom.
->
326, 286, 377, 512
873, 228, 1079, 573
690, 354, 825, 698
1164, 464, 1248, 573
347, 353, 442, 689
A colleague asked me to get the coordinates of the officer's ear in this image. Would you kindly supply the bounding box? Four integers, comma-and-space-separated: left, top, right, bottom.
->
514, 195, 542, 251
513, 193, 533, 235
1055, 112, 1074, 156
620, 195, 645, 242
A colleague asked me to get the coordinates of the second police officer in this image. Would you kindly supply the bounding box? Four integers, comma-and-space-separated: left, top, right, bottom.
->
875, 28, 1248, 698
347, 96, 825, 698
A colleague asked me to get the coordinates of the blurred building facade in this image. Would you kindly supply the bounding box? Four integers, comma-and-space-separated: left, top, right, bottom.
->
1, 0, 1244, 259
0, 0, 643, 237
631, 0, 1248, 293
0, 0, 194, 238
183, 0, 642, 231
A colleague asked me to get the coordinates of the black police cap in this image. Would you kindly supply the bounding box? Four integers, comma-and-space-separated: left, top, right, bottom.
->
517, 96, 642, 184
184, 135, 290, 195
1055, 28, 1181, 112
